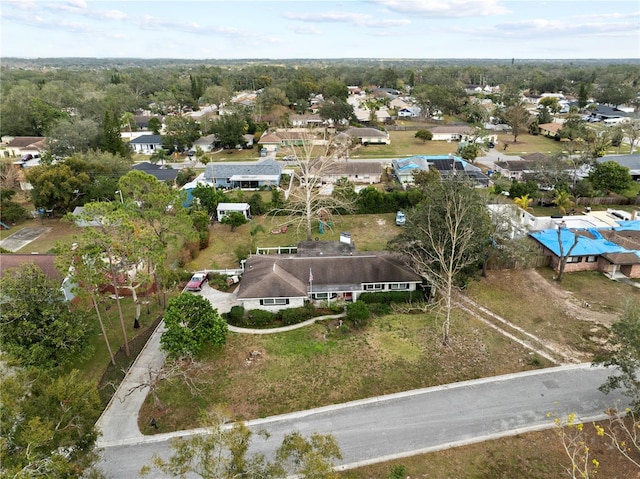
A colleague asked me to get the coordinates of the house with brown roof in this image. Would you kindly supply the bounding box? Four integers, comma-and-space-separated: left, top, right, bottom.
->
538, 123, 563, 138
236, 241, 422, 311
345, 128, 390, 145
0, 254, 75, 301
310, 161, 382, 185
1, 136, 47, 158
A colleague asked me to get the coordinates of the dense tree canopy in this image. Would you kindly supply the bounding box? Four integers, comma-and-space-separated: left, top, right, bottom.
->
0, 368, 102, 478
161, 293, 228, 360
0, 263, 92, 368
588, 161, 633, 194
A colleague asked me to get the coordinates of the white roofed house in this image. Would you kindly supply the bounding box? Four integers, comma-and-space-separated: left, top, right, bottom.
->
216, 203, 251, 222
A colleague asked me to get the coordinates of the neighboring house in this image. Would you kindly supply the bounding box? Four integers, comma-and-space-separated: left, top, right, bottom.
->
0, 253, 75, 301
236, 241, 422, 311
429, 126, 475, 141
129, 134, 163, 154
493, 159, 537, 181
192, 134, 217, 152
131, 162, 180, 182
257, 132, 283, 152
290, 114, 326, 128
216, 202, 251, 222
529, 220, 640, 279
397, 107, 421, 118
597, 154, 640, 181
1, 136, 46, 158
538, 123, 564, 138
314, 161, 383, 185
345, 127, 390, 145
204, 158, 282, 189
429, 126, 497, 143
392, 155, 489, 187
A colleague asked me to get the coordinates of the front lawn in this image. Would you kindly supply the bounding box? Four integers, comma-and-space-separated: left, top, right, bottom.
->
138, 309, 551, 433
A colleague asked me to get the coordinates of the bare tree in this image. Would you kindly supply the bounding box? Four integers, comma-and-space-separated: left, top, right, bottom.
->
389, 175, 492, 345
272, 129, 356, 241
555, 224, 581, 282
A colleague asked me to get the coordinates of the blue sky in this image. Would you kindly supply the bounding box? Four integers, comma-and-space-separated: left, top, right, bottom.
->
2, 0, 639, 59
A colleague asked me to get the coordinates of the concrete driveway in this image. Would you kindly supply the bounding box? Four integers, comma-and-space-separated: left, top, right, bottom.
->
0, 226, 51, 252
193, 282, 239, 314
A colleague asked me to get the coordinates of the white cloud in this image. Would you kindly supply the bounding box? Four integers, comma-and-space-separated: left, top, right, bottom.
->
284, 11, 410, 28
375, 0, 510, 17
289, 25, 322, 35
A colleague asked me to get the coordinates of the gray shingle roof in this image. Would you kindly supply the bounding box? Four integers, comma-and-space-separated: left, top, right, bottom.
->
237, 251, 421, 299
130, 135, 162, 145
205, 159, 282, 181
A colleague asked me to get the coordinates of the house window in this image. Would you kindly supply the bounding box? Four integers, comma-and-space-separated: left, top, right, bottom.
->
585, 255, 597, 263
260, 298, 289, 306
364, 283, 384, 291
389, 283, 409, 290
566, 256, 582, 263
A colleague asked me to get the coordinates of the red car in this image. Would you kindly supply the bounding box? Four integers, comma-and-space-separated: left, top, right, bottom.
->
185, 272, 208, 291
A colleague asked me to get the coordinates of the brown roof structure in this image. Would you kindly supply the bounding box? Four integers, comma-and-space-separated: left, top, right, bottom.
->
0, 254, 61, 281
600, 252, 640, 265
237, 248, 421, 299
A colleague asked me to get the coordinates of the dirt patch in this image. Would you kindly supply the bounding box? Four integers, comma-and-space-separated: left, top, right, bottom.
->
522, 269, 619, 327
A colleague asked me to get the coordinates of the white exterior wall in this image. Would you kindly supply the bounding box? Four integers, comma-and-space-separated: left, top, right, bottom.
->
239, 297, 306, 312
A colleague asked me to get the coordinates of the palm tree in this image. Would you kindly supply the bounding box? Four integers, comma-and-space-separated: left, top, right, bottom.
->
514, 194, 533, 211
552, 190, 575, 215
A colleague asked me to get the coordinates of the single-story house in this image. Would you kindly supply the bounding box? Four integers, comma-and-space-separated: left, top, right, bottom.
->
529, 220, 640, 278
429, 126, 475, 142
597, 154, 640, 181
216, 203, 251, 222
257, 132, 283, 152
236, 242, 422, 311
0, 253, 75, 301
129, 134, 163, 154
397, 107, 422, 118
538, 123, 564, 138
131, 162, 180, 182
1, 136, 46, 158
345, 128, 390, 145
315, 161, 383, 185
192, 134, 217, 152
493, 160, 537, 181
392, 155, 489, 187
290, 114, 326, 128
204, 158, 282, 190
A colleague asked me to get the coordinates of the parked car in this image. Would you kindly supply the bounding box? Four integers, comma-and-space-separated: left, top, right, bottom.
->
395, 211, 406, 226
185, 272, 208, 291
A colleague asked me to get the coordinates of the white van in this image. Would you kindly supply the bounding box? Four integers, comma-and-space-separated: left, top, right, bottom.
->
395, 211, 406, 226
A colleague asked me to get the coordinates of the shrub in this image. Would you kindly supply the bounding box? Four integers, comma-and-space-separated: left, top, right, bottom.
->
208, 273, 230, 292
247, 309, 276, 328
359, 291, 417, 305
279, 304, 315, 326
346, 300, 370, 328
227, 305, 245, 323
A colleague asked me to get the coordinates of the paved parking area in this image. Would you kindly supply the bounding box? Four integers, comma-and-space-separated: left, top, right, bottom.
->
0, 227, 51, 252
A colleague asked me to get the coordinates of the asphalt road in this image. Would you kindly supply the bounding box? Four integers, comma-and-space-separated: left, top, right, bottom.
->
96, 363, 626, 478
